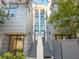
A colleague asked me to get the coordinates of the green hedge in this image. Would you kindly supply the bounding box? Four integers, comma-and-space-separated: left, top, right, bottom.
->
0, 52, 26, 59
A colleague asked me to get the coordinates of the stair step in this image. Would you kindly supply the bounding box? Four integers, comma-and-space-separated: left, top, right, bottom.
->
43, 41, 52, 57
27, 41, 52, 57
27, 41, 37, 57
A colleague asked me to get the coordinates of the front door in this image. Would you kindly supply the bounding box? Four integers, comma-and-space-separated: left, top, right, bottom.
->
34, 9, 45, 40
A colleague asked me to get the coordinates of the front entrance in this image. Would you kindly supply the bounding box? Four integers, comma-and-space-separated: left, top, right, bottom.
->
33, 9, 46, 40
9, 35, 24, 53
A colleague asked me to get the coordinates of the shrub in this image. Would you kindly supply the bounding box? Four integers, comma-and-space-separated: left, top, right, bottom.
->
0, 52, 26, 59
15, 52, 26, 59
3, 52, 12, 59
0, 56, 4, 59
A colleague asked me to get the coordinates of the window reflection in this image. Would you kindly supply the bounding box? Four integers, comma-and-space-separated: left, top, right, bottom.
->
35, 16, 39, 25
9, 3, 18, 17
9, 35, 24, 53
35, 25, 39, 30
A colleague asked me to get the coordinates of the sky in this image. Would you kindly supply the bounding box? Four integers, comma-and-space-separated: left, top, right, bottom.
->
33, 0, 48, 5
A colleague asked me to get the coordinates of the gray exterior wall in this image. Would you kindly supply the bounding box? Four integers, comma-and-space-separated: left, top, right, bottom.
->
0, 34, 9, 53
61, 40, 79, 59
53, 40, 79, 59
0, 5, 27, 33
0, 3, 33, 54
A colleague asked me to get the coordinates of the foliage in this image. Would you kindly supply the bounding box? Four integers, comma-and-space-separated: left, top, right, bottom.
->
3, 52, 12, 58
0, 4, 8, 24
0, 52, 26, 59
15, 52, 26, 59
49, 0, 79, 33
0, 0, 32, 24
0, 56, 4, 59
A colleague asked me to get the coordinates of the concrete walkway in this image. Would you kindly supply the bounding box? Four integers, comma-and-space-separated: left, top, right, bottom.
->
37, 37, 43, 59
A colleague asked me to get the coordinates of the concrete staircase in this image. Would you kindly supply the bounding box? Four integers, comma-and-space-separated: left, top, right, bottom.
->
43, 41, 52, 58
27, 41, 52, 59
27, 41, 37, 57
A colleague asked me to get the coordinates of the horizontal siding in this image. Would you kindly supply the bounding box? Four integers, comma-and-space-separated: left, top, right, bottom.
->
0, 34, 9, 52
0, 5, 27, 33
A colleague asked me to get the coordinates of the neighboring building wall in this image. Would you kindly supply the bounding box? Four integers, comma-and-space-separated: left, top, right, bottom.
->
61, 40, 79, 59
24, 4, 33, 55
47, 23, 55, 49
0, 34, 9, 53
46, 0, 55, 50
53, 40, 79, 59
0, 5, 27, 33
0, 1, 33, 54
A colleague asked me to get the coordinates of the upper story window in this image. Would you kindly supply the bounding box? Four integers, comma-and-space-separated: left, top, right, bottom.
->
35, 9, 39, 25
35, 16, 39, 25
52, 3, 58, 12
40, 9, 44, 16
40, 9, 44, 25
35, 25, 39, 30
9, 3, 18, 17
35, 9, 39, 16
40, 25, 45, 30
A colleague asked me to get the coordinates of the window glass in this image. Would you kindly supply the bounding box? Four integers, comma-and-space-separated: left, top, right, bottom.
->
35, 25, 39, 30
40, 16, 44, 24
35, 31, 39, 36
10, 9, 17, 17
35, 9, 39, 25
9, 35, 24, 53
40, 25, 44, 30
40, 31, 45, 36
35, 9, 39, 16
40, 9, 44, 24
9, 3, 18, 17
35, 16, 39, 25
18, 36, 24, 40
40, 9, 44, 16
